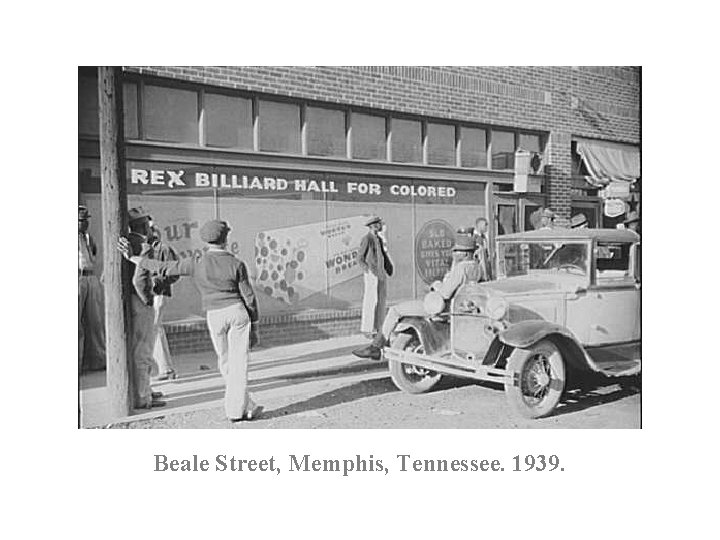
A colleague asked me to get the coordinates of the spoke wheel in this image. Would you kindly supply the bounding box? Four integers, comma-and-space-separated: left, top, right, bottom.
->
389, 332, 442, 394
505, 339, 566, 419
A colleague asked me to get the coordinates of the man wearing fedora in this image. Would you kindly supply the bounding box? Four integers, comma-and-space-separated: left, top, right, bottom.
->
570, 213, 588, 229
126, 207, 163, 409
78, 205, 106, 373
358, 216, 394, 339
471, 216, 493, 281
624, 210, 640, 235
118, 219, 262, 422
353, 235, 481, 361
538, 208, 556, 230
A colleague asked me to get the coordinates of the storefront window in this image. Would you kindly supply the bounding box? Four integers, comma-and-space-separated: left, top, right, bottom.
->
307, 106, 346, 157
143, 85, 199, 144
205, 93, 253, 149
258, 100, 301, 154
491, 130, 515, 170
497, 204, 517, 236
427, 123, 455, 166
123, 82, 139, 139
460, 127, 488, 168
391, 118, 422, 163
78, 75, 99, 136
352, 113, 386, 161
119, 164, 486, 319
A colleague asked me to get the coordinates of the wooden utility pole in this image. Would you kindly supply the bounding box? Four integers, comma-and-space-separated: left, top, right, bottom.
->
98, 66, 132, 418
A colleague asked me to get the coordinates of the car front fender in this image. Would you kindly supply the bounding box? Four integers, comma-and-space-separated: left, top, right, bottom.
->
394, 317, 450, 356
499, 320, 577, 349
498, 320, 595, 373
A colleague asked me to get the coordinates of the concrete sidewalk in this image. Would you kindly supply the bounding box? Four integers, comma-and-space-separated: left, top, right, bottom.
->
79, 334, 383, 428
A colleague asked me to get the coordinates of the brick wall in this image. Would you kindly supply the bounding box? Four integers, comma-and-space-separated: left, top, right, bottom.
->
165, 308, 363, 355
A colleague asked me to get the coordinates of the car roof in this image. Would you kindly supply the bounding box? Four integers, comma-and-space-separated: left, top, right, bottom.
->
497, 228, 640, 243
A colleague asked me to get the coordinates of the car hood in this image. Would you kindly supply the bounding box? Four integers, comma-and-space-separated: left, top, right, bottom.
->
480, 275, 585, 325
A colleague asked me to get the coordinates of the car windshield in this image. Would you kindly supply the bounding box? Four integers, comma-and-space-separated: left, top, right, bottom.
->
498, 241, 589, 278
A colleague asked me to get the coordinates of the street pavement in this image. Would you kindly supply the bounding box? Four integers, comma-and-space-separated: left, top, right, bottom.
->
79, 334, 641, 429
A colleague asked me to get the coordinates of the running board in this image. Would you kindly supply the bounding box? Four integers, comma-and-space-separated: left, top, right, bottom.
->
384, 348, 513, 383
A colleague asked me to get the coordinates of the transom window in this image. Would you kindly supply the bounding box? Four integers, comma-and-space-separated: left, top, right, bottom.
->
78, 74, 546, 170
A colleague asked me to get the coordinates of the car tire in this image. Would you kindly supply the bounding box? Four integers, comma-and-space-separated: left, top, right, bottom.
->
505, 339, 566, 419
388, 332, 442, 394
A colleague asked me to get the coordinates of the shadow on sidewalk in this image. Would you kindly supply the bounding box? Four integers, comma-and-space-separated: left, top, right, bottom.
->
263, 377, 399, 420
158, 360, 387, 411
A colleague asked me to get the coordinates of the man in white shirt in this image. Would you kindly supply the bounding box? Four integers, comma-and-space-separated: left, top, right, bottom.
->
353, 236, 481, 361
78, 205, 106, 373
471, 217, 493, 281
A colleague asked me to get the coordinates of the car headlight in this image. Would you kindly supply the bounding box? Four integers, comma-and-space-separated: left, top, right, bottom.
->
485, 296, 508, 320
423, 291, 446, 316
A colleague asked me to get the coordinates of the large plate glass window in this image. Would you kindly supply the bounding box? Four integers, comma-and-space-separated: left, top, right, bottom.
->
491, 130, 515, 170
307, 106, 346, 157
205, 93, 253, 149
352, 113, 386, 160
460, 127, 488, 168
391, 118, 422, 163
427, 123, 455, 166
259, 100, 301, 154
143, 85, 199, 144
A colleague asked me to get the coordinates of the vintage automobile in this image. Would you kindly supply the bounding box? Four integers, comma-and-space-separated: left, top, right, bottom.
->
383, 228, 641, 418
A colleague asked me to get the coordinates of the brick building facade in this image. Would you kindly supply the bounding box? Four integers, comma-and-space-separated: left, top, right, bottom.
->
78, 66, 640, 351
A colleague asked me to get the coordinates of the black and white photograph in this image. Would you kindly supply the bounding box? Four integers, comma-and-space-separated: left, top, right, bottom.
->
78, 66, 641, 429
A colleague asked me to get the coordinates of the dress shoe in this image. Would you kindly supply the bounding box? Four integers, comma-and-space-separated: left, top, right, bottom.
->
352, 344, 382, 360
245, 405, 264, 421
155, 369, 177, 381
151, 391, 163, 399
135, 399, 166, 410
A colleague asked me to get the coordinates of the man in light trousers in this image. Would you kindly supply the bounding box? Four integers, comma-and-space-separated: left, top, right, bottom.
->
78, 205, 106, 373
119, 219, 261, 422
148, 224, 180, 380
358, 216, 394, 338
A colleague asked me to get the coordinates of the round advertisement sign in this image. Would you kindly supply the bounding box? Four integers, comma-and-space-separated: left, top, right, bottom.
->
415, 219, 456, 285
604, 198, 626, 218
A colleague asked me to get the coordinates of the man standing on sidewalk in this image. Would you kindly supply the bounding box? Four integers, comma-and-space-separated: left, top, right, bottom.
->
148, 223, 179, 381
471, 216, 493, 282
78, 205, 106, 373
127, 207, 163, 409
358, 216, 393, 339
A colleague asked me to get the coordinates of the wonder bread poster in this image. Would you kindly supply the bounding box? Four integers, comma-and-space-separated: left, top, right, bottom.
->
254, 215, 369, 304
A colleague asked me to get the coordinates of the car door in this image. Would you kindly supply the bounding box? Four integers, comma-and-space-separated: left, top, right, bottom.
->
570, 241, 639, 346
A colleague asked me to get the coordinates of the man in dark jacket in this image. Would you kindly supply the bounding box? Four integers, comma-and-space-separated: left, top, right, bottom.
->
127, 207, 163, 409
358, 216, 393, 339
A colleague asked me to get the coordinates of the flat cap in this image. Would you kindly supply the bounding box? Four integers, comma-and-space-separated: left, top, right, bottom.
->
365, 216, 382, 227
78, 205, 90, 220
200, 220, 231, 244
